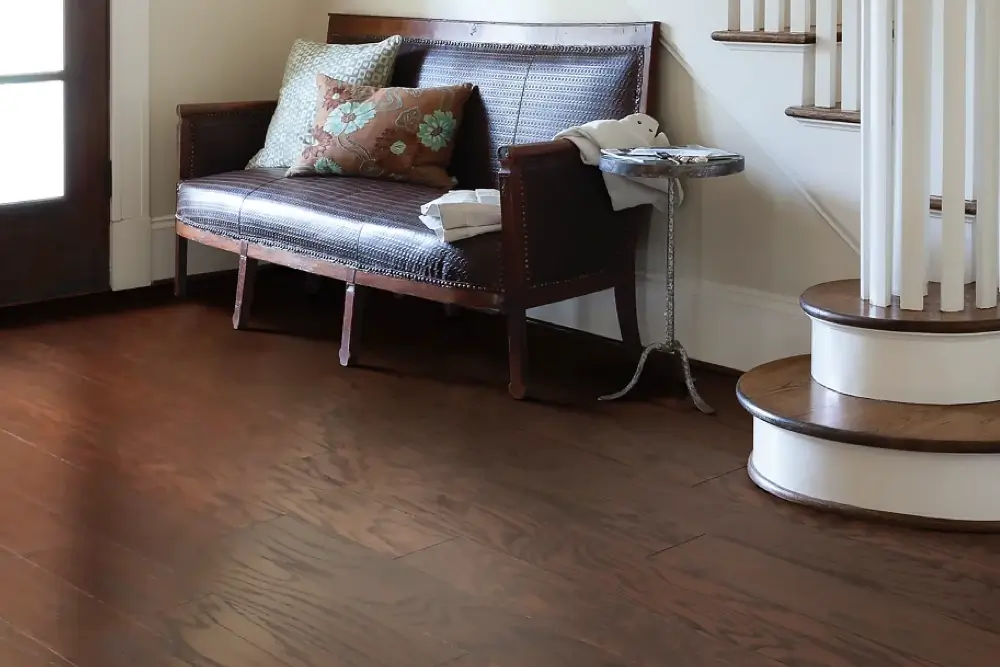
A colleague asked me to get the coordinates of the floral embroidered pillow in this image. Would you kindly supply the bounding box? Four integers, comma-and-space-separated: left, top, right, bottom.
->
287, 75, 475, 188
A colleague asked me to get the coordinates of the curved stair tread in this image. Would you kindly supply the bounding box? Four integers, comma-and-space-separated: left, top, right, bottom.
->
737, 355, 1000, 453
785, 105, 860, 124
710, 30, 817, 44
801, 279, 1000, 334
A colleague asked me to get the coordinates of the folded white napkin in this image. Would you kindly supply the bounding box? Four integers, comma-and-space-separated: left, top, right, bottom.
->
420, 189, 502, 230
554, 113, 683, 212
419, 215, 501, 242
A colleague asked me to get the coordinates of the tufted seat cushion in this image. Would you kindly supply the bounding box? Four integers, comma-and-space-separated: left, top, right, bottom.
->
177, 169, 504, 291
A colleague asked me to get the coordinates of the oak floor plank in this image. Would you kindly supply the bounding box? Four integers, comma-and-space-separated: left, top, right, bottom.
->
402, 537, 786, 667
193, 516, 630, 667
158, 596, 298, 667
257, 462, 453, 558
713, 503, 1000, 634
158, 517, 466, 667
0, 549, 168, 667
651, 535, 1000, 667
0, 617, 74, 667
405, 530, 944, 667
694, 469, 1000, 586
288, 448, 684, 587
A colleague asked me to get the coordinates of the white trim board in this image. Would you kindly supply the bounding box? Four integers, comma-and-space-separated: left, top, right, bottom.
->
811, 317, 1000, 404
685, 278, 808, 371
146, 220, 808, 373
752, 420, 1000, 521
531, 272, 808, 373
110, 0, 152, 291
150, 216, 239, 282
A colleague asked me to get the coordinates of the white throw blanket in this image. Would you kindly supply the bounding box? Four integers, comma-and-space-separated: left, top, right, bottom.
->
554, 113, 683, 212
419, 189, 502, 242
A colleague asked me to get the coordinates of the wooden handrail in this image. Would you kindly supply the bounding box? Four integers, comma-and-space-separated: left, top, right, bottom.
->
711, 29, 842, 44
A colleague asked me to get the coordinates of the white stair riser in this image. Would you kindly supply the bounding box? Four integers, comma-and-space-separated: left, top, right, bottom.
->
810, 317, 1000, 404
751, 419, 1000, 521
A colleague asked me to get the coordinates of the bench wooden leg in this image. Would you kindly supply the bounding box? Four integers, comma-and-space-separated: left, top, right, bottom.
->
174, 235, 188, 298
232, 252, 258, 330
340, 283, 367, 367
614, 274, 642, 350
507, 307, 528, 400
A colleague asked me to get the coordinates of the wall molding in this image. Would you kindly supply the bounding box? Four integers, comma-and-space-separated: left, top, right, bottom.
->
532, 270, 808, 373
148, 223, 813, 373
718, 42, 814, 54
791, 117, 863, 133
677, 276, 809, 371
110, 0, 152, 291
151, 216, 238, 282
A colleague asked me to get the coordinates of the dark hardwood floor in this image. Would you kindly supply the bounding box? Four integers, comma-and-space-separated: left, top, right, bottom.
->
0, 269, 997, 667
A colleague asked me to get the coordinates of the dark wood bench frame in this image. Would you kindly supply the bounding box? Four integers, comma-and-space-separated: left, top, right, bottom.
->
175, 14, 657, 399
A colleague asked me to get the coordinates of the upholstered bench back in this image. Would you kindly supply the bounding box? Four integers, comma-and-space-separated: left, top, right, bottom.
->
327, 15, 655, 188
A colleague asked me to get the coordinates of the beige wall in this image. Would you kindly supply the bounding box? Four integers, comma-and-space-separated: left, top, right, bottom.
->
149, 0, 323, 219
312, 0, 634, 22
148, 0, 860, 368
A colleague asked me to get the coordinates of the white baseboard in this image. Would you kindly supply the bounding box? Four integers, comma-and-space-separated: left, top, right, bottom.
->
140, 221, 807, 371
150, 216, 239, 282
110, 216, 152, 291
693, 279, 809, 371
530, 273, 808, 373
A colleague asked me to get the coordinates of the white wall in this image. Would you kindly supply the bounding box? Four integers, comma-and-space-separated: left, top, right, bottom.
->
145, 0, 866, 370
149, 0, 323, 220
304, 0, 859, 369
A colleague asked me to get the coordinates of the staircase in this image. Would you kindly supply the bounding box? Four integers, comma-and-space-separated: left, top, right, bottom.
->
713, 0, 861, 127
720, 0, 1000, 529
738, 280, 1000, 529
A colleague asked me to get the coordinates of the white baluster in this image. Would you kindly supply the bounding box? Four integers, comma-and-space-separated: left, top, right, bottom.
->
729, 0, 741, 30
741, 0, 765, 31
860, 0, 869, 299
815, 0, 840, 107
974, 0, 1000, 308
791, 0, 815, 32
841, 0, 861, 111
765, 0, 791, 31
862, 0, 894, 307
940, 0, 969, 312
893, 0, 932, 310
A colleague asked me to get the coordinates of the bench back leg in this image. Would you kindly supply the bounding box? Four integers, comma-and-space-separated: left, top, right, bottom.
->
340, 283, 367, 367
233, 249, 258, 330
174, 234, 189, 298
614, 273, 642, 350
507, 307, 528, 400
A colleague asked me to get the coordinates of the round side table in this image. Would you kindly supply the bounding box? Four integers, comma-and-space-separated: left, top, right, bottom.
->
597, 152, 746, 413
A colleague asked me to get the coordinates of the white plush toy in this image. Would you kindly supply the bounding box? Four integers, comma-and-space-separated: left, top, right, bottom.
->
555, 113, 683, 212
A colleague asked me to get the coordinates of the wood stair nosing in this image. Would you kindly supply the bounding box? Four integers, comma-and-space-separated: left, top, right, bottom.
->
711, 29, 842, 45
737, 354, 1000, 454
785, 105, 860, 125
800, 279, 1000, 335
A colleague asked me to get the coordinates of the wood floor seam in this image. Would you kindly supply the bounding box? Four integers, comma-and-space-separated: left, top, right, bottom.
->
689, 465, 748, 488
394, 536, 458, 560
645, 533, 706, 559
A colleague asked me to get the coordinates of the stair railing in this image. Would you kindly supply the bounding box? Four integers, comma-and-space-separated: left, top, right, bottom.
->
727, 0, 861, 112
861, 0, 997, 312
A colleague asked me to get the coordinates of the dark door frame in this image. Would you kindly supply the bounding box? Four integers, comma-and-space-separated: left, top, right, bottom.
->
0, 0, 111, 306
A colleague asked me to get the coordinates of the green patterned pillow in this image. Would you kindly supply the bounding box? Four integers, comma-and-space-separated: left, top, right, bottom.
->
247, 37, 403, 169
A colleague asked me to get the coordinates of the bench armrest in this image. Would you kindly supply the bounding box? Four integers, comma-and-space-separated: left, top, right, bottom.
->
177, 101, 276, 181
499, 140, 647, 293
